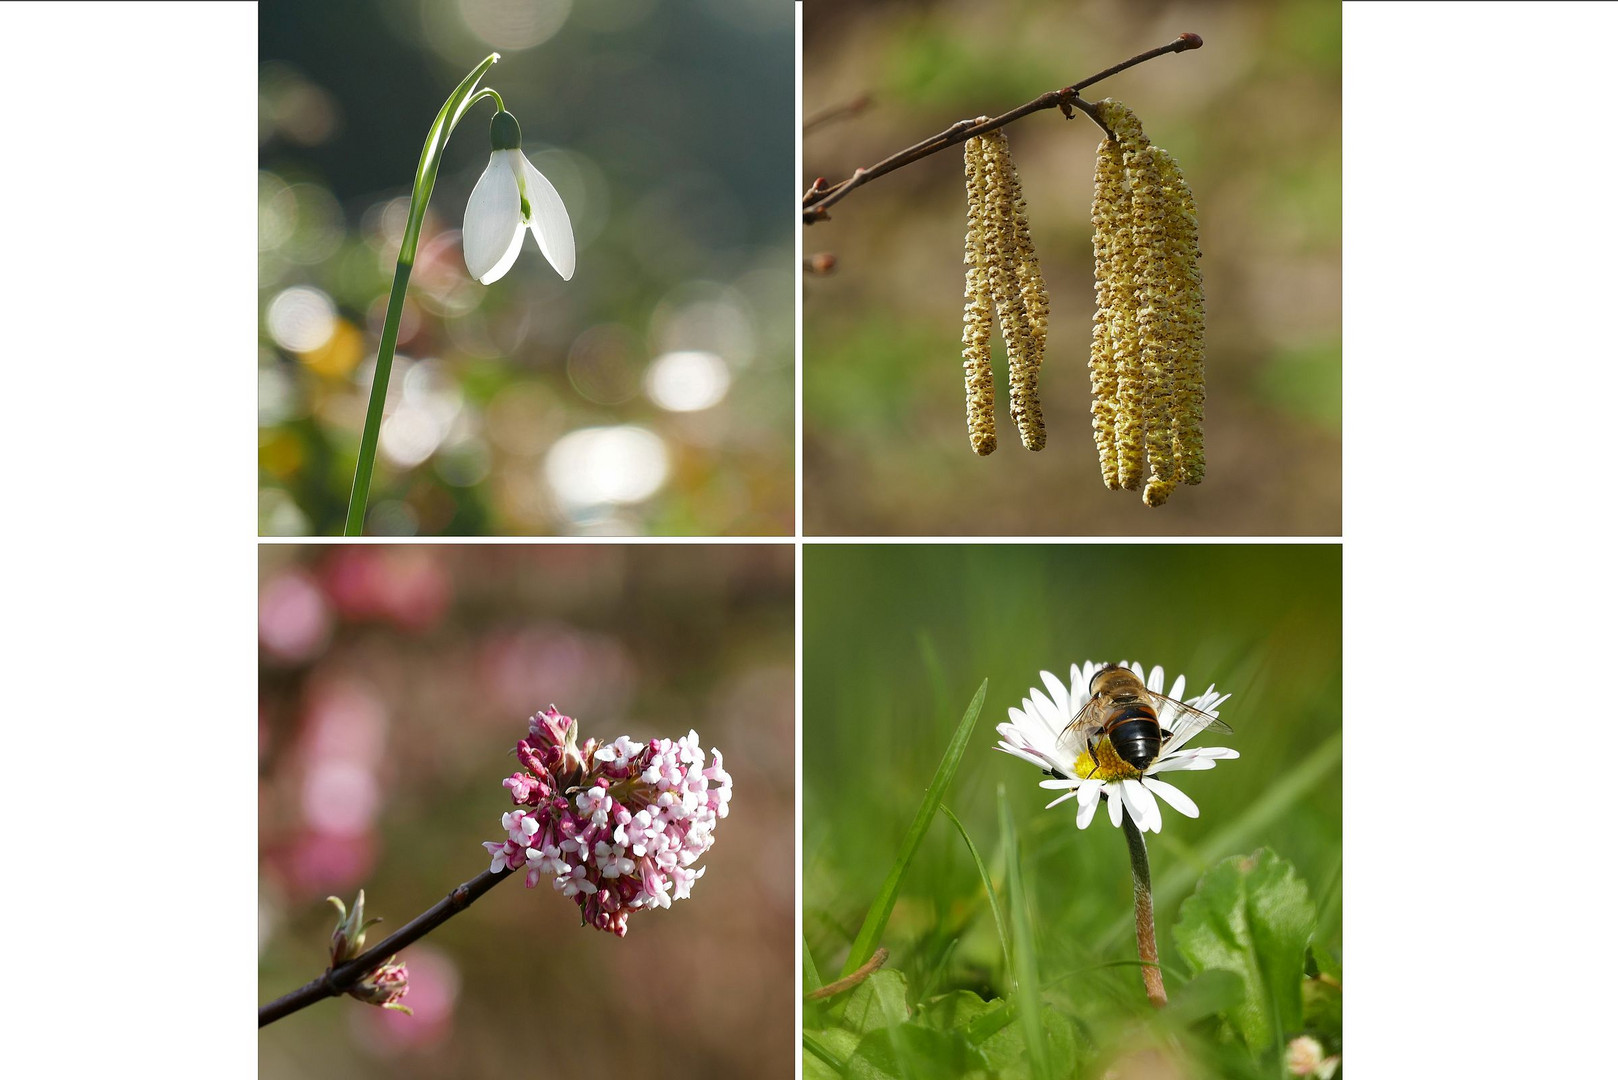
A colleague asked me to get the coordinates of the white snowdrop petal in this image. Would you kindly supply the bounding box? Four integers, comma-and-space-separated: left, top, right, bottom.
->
464, 154, 524, 282
519, 152, 576, 280
1143, 777, 1199, 818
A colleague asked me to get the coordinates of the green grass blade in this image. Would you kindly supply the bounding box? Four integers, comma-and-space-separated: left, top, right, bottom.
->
1101, 730, 1342, 949
802, 1030, 845, 1073
804, 934, 825, 994
999, 784, 1052, 1080
840, 678, 988, 977
940, 803, 1012, 977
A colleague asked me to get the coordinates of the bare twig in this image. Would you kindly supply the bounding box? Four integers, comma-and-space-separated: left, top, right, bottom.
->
802, 33, 1201, 225
805, 947, 890, 1000
258, 866, 512, 1027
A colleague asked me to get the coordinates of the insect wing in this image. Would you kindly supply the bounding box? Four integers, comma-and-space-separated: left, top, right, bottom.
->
1061, 696, 1108, 750
1141, 687, 1231, 754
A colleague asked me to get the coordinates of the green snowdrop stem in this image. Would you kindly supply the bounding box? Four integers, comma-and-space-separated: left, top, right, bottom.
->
342, 55, 502, 536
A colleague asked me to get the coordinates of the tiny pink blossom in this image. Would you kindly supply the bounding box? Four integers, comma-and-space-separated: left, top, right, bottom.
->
481, 705, 733, 937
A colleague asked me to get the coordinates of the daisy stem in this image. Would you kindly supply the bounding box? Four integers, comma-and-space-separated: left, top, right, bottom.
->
341, 54, 502, 535
258, 866, 511, 1026
1121, 814, 1168, 1008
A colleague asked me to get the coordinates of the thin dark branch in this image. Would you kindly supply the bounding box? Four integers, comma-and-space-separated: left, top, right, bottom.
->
258, 866, 512, 1027
802, 32, 1201, 225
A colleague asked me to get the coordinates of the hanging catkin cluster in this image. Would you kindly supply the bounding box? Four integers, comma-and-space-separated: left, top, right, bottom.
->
961, 122, 1048, 455
1089, 98, 1204, 506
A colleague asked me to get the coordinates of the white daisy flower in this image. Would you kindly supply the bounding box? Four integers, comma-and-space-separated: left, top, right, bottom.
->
995, 659, 1238, 834
462, 110, 575, 285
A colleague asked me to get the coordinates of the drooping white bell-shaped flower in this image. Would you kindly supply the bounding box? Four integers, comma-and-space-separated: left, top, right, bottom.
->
462, 110, 575, 285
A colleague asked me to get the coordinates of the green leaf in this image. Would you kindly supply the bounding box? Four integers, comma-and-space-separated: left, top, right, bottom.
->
838, 969, 911, 1036
841, 679, 988, 977
1102, 731, 1341, 951
847, 1023, 990, 1080
1172, 849, 1316, 1053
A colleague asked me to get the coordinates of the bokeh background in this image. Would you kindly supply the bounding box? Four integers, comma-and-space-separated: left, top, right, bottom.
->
259, 0, 793, 536
258, 544, 794, 1077
804, 544, 1342, 1072
804, 0, 1341, 535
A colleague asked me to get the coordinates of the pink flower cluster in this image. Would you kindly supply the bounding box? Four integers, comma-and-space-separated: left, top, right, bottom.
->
482, 706, 732, 937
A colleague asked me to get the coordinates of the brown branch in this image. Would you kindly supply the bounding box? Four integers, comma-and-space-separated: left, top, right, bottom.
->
258, 866, 512, 1027
802, 33, 1201, 225
805, 947, 890, 1001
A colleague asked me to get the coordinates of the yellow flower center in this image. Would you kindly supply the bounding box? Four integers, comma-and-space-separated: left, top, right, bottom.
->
1070, 735, 1142, 782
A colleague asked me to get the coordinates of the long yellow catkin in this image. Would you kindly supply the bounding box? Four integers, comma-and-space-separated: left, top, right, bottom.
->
1096, 100, 1149, 489
961, 132, 997, 456
978, 130, 1045, 451
1158, 153, 1205, 486
1090, 136, 1129, 489
1091, 98, 1204, 506
1129, 144, 1179, 502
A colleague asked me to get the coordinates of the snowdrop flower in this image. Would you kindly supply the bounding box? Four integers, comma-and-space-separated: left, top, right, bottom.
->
996, 659, 1237, 834
462, 110, 575, 285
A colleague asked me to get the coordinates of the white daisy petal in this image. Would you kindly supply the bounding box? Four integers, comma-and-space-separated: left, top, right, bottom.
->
1028, 687, 1062, 731
1075, 783, 1104, 828
1040, 670, 1070, 719
995, 742, 1061, 772
1168, 673, 1186, 701
517, 151, 575, 280
1120, 779, 1162, 833
1143, 777, 1199, 818
1107, 784, 1125, 827
1147, 753, 1218, 773
463, 154, 524, 283
1147, 665, 1164, 694
1128, 660, 1145, 681
1044, 788, 1078, 809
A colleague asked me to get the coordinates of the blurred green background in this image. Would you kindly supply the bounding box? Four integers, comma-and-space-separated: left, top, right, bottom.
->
259, 0, 793, 536
258, 544, 794, 1077
803, 544, 1341, 1074
804, 0, 1341, 535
